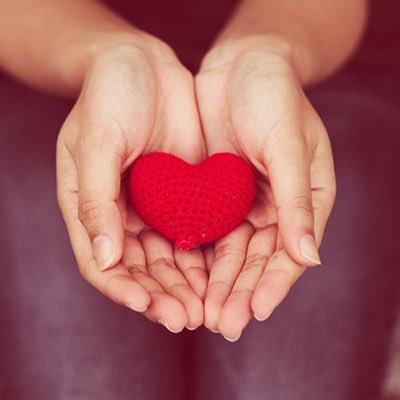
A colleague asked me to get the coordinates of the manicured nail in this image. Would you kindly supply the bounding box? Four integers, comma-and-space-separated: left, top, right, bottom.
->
223, 332, 241, 343
254, 311, 272, 322
158, 319, 181, 333
299, 235, 321, 265
126, 303, 148, 313
92, 235, 116, 271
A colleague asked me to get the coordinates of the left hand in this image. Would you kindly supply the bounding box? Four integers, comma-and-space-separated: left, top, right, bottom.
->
195, 37, 336, 341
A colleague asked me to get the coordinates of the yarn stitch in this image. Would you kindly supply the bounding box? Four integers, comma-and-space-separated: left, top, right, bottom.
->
128, 152, 256, 251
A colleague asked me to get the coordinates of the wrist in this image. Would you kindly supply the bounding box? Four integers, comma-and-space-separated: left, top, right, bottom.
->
60, 30, 177, 95
200, 34, 315, 85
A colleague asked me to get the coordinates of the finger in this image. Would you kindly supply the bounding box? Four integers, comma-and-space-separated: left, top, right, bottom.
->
73, 127, 126, 272
140, 230, 204, 330
174, 247, 208, 300
57, 143, 151, 311
204, 222, 254, 333
122, 234, 188, 332
251, 240, 307, 321
218, 226, 277, 341
310, 132, 336, 245
265, 134, 320, 266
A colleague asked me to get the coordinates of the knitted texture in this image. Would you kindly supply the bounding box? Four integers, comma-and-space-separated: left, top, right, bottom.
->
128, 152, 256, 251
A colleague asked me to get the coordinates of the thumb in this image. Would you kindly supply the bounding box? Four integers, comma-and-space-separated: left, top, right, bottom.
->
76, 136, 125, 271
266, 140, 320, 266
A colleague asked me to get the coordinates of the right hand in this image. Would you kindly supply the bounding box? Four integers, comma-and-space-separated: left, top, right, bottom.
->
56, 34, 207, 332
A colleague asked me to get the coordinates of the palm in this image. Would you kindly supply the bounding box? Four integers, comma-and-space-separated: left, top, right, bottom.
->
115, 110, 208, 332
58, 53, 208, 333
195, 64, 316, 340
198, 140, 285, 340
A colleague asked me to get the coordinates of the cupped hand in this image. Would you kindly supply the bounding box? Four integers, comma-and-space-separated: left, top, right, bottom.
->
195, 38, 336, 340
57, 35, 208, 332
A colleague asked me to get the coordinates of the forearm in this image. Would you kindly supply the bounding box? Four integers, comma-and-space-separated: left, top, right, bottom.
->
204, 0, 368, 85
0, 0, 147, 95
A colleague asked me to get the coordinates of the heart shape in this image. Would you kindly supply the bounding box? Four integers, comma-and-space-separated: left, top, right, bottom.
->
128, 152, 256, 251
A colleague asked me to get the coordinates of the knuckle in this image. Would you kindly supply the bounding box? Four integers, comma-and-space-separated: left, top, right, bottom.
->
315, 183, 337, 217
278, 194, 314, 218
231, 287, 254, 297
126, 263, 147, 276
78, 197, 103, 231
214, 243, 246, 263
104, 275, 127, 306
57, 188, 78, 216
150, 257, 176, 270
265, 268, 294, 292
207, 279, 231, 292
269, 248, 286, 262
184, 265, 206, 278
168, 282, 189, 293
243, 253, 269, 271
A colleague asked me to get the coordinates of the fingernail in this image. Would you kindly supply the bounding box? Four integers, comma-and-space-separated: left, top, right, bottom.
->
186, 325, 197, 331
158, 319, 181, 333
223, 332, 241, 343
126, 303, 148, 313
299, 235, 321, 265
92, 235, 116, 271
254, 311, 272, 322
210, 329, 219, 334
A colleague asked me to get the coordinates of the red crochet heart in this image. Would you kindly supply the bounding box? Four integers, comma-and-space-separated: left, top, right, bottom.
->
128, 152, 256, 251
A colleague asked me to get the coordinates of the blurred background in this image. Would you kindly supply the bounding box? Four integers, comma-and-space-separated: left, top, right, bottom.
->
0, 1, 399, 399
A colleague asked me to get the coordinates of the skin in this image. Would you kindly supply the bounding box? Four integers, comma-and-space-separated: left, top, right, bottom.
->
57, 44, 208, 332
197, 42, 336, 339
195, 0, 367, 340
0, 0, 367, 339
